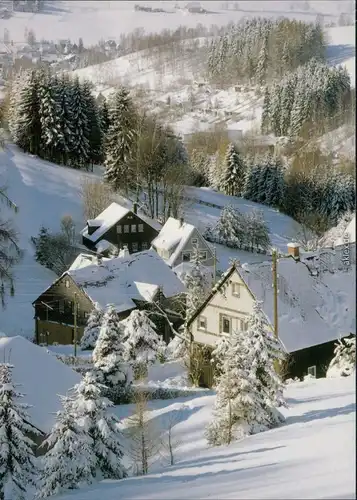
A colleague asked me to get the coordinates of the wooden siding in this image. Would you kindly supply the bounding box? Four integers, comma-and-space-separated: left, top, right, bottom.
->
82, 211, 159, 254
36, 319, 85, 346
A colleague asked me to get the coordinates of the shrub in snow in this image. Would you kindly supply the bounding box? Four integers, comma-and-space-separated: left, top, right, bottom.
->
92, 305, 127, 393
205, 328, 273, 446
37, 396, 96, 498
0, 363, 38, 500
71, 371, 127, 480
122, 310, 166, 379
80, 304, 104, 350
326, 336, 356, 378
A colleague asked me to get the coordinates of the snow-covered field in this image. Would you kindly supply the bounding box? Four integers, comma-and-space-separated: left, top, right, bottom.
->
0, 145, 300, 337
0, 1, 351, 46
58, 375, 356, 500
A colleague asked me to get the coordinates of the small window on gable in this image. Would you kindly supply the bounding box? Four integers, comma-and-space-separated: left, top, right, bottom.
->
232, 282, 241, 297
65, 279, 70, 288
198, 316, 207, 331
131, 224, 137, 233
182, 252, 191, 262
116, 225, 122, 234
138, 224, 144, 233
124, 225, 129, 234
192, 238, 198, 245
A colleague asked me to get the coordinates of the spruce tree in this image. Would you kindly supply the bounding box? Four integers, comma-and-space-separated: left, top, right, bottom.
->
184, 245, 209, 320
122, 309, 166, 377
0, 363, 38, 500
81, 80, 103, 166
37, 396, 96, 498
327, 336, 356, 378
222, 143, 246, 196
39, 69, 63, 162
214, 205, 244, 248
104, 87, 137, 193
205, 328, 271, 446
92, 305, 127, 390
56, 73, 75, 165
71, 371, 127, 480
80, 304, 104, 351
69, 76, 90, 169
245, 301, 286, 412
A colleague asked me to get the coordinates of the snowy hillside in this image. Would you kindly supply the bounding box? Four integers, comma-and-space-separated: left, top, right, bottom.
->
59, 375, 356, 500
0, 145, 299, 337
0, 1, 352, 46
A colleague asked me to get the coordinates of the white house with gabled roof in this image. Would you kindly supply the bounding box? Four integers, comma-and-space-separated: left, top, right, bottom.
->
151, 217, 215, 269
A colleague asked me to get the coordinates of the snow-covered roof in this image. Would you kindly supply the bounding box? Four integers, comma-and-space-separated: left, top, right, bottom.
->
0, 336, 81, 434
335, 215, 356, 247
152, 217, 196, 266
81, 202, 161, 243
66, 249, 185, 313
69, 253, 111, 271
95, 239, 117, 254
174, 262, 214, 285
239, 258, 356, 353
320, 213, 356, 248
81, 202, 130, 242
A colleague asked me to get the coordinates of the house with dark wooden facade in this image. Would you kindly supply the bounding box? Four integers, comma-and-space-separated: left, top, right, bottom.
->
33, 249, 186, 346
185, 243, 355, 385
81, 202, 161, 255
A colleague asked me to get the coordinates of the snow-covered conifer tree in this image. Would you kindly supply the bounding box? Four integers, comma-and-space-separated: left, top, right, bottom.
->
205, 328, 271, 446
256, 36, 268, 85
92, 305, 126, 390
214, 205, 244, 248
122, 309, 166, 376
104, 87, 137, 193
81, 80, 103, 165
0, 363, 38, 500
56, 73, 75, 165
221, 143, 246, 196
71, 371, 127, 480
80, 304, 104, 350
39, 69, 63, 162
327, 335, 355, 378
245, 301, 286, 412
184, 245, 210, 321
37, 396, 95, 498
68, 76, 90, 169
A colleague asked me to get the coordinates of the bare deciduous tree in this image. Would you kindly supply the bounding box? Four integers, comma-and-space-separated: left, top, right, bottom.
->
125, 390, 161, 476
160, 409, 183, 466
79, 177, 115, 221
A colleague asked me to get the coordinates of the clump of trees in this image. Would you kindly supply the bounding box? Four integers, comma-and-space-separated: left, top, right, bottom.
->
261, 60, 351, 138
205, 206, 271, 253
8, 69, 106, 169
208, 18, 326, 85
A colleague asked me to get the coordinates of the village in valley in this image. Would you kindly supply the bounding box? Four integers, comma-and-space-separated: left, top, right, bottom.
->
0, 1, 355, 499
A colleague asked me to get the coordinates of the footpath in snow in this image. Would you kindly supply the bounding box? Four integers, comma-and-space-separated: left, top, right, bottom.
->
60, 375, 356, 500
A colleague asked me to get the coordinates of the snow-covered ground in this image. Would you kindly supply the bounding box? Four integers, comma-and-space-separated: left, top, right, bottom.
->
0, 1, 351, 46
59, 375, 356, 500
0, 145, 300, 337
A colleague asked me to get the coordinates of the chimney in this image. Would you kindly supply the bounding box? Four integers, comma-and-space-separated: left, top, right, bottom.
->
133, 202, 138, 214
179, 217, 184, 227
287, 242, 300, 260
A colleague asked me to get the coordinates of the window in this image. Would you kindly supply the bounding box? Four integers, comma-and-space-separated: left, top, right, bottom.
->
220, 314, 231, 334
131, 224, 137, 233
65, 280, 70, 288
138, 224, 144, 233
198, 316, 207, 331
132, 242, 138, 252
239, 319, 248, 331
142, 242, 148, 250
116, 225, 122, 234
192, 238, 198, 245
59, 300, 64, 313
124, 225, 129, 233
199, 251, 207, 261
182, 252, 191, 262
232, 282, 241, 297
307, 366, 317, 378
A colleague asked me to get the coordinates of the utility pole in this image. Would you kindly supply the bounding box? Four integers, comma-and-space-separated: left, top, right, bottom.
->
272, 249, 278, 339
73, 293, 78, 357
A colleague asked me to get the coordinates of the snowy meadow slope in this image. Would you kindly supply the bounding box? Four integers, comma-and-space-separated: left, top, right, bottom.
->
59, 376, 356, 500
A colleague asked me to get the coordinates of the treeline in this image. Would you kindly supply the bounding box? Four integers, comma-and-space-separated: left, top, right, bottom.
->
191, 142, 355, 231
207, 17, 326, 85
9, 69, 106, 169
261, 59, 351, 138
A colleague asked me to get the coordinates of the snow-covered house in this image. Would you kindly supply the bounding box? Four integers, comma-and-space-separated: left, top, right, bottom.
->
81, 202, 161, 255
186, 249, 355, 383
33, 250, 186, 345
0, 335, 81, 452
152, 217, 215, 271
